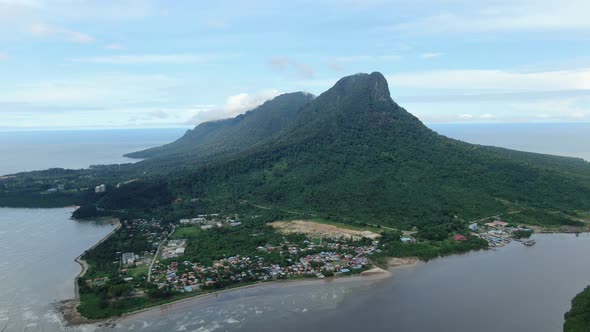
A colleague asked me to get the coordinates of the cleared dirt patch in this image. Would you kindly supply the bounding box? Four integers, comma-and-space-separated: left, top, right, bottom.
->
270, 220, 381, 240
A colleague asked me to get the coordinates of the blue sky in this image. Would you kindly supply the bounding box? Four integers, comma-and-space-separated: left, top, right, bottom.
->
1, 0, 589, 130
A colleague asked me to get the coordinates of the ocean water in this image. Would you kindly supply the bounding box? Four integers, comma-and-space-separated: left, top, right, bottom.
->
0, 124, 588, 331
430, 123, 590, 162
0, 128, 186, 176
0, 208, 114, 331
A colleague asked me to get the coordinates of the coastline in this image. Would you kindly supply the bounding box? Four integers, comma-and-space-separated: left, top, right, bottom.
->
112, 264, 398, 324
59, 256, 402, 327
58, 218, 121, 326
57, 219, 584, 327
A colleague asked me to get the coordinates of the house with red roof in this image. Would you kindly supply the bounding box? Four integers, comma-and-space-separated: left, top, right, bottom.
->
453, 234, 467, 241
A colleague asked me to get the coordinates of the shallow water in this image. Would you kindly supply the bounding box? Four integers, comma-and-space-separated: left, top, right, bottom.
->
0, 208, 114, 331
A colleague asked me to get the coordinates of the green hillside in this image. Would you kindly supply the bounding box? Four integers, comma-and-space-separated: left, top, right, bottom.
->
1, 72, 589, 230
163, 72, 590, 228
126, 92, 314, 162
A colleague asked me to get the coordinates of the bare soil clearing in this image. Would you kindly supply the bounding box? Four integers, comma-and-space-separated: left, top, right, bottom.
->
270, 220, 381, 240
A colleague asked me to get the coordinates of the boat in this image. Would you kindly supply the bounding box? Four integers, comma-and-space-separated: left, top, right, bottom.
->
522, 240, 536, 246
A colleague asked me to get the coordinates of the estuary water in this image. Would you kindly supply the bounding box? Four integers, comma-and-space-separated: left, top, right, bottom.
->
114, 233, 590, 332
0, 208, 114, 331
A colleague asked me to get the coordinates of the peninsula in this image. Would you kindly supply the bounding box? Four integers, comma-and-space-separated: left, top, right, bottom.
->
1, 72, 589, 320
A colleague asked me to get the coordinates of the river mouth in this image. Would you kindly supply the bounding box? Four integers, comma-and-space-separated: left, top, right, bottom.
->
104, 233, 590, 332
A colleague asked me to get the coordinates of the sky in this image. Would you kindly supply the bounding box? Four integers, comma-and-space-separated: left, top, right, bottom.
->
1, 0, 590, 130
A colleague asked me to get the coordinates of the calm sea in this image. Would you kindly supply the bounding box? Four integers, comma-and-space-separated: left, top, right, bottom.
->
0, 124, 588, 331
431, 123, 590, 162
0, 128, 186, 176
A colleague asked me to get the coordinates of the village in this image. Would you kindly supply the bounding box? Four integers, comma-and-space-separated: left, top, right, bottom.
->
113, 214, 381, 294
108, 214, 535, 297
147, 237, 379, 293
468, 219, 534, 247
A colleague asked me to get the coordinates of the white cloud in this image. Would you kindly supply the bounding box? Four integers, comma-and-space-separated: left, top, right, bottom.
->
0, 53, 8, 60
0, 73, 178, 106
420, 52, 443, 59
187, 89, 281, 125
269, 57, 315, 79
387, 68, 590, 91
147, 109, 171, 119
0, 0, 159, 21
332, 55, 401, 62
29, 23, 94, 43
386, 0, 590, 34
458, 114, 474, 119
70, 54, 216, 64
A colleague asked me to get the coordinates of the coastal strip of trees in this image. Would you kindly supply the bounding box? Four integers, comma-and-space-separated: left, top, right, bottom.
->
564, 286, 590, 331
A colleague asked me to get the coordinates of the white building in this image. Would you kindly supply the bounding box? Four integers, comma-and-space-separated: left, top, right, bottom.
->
122, 252, 135, 265
95, 184, 107, 193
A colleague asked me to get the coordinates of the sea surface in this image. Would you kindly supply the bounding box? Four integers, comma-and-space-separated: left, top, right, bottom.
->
0, 128, 186, 176
431, 123, 590, 162
0, 124, 588, 331
0, 208, 115, 331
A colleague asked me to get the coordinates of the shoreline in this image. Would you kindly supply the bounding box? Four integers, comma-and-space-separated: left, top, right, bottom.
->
59, 259, 401, 327
58, 222, 585, 327
59, 218, 121, 326
113, 264, 397, 324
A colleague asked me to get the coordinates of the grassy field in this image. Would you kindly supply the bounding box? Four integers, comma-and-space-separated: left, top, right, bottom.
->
171, 226, 201, 239
128, 264, 148, 277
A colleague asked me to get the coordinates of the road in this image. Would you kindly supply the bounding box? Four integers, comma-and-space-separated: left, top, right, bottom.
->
147, 225, 175, 282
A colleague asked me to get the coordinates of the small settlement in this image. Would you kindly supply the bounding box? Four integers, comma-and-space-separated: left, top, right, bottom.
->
180, 214, 242, 229
148, 235, 379, 293
89, 213, 534, 299
468, 220, 533, 247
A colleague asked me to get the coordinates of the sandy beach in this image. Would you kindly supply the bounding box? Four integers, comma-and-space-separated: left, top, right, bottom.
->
107, 258, 420, 326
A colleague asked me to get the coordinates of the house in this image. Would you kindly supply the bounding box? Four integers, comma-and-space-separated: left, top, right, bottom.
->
486, 220, 508, 228
453, 234, 467, 241
400, 237, 415, 243
94, 184, 106, 193
122, 252, 135, 265
469, 223, 479, 231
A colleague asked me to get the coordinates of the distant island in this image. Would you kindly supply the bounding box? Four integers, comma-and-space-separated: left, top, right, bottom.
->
1, 72, 589, 321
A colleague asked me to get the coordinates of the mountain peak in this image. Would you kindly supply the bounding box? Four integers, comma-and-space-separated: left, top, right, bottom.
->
330, 72, 390, 101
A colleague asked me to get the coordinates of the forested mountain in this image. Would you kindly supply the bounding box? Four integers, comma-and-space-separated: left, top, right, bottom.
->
159, 72, 590, 227
125, 92, 314, 162
2, 72, 589, 229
